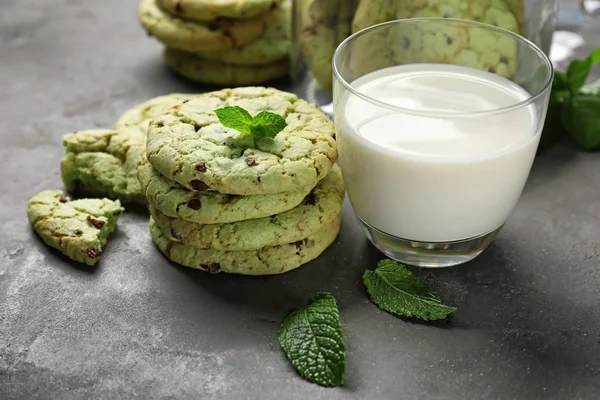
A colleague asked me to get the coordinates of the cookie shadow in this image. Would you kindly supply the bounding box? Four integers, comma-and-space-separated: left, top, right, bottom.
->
28, 228, 99, 276
170, 201, 376, 315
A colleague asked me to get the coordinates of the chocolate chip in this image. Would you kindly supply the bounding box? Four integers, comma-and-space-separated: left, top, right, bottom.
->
304, 193, 316, 206
207, 21, 220, 31
174, 0, 183, 13
87, 216, 105, 229
190, 180, 209, 191
170, 229, 182, 240
403, 37, 410, 49
59, 196, 70, 203
245, 157, 256, 166
445, 35, 453, 45
194, 161, 207, 172
203, 263, 221, 274
187, 198, 201, 210
87, 248, 97, 259
499, 56, 509, 64
257, 176, 261, 183
487, 64, 497, 74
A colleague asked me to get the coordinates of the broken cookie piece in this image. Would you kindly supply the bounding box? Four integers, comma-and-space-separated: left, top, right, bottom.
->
27, 190, 124, 266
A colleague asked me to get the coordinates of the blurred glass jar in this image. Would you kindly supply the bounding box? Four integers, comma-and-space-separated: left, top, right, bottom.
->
291, 0, 558, 109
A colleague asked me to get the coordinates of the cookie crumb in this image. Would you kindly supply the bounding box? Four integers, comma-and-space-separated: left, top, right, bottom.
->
187, 198, 201, 210
190, 180, 209, 191
487, 64, 497, 73
87, 216, 105, 229
194, 161, 207, 172
245, 157, 256, 166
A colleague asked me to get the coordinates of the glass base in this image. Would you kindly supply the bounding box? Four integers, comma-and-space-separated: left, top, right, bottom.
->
358, 218, 501, 268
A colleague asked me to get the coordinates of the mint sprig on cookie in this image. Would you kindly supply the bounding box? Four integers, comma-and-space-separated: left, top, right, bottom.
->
215, 106, 287, 138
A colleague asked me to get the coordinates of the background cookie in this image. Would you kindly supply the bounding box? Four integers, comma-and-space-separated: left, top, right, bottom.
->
27, 190, 123, 266
146, 87, 337, 195
137, 156, 313, 224
198, 0, 291, 65
138, 0, 269, 52
349, 0, 520, 79
299, 0, 358, 90
149, 165, 344, 250
149, 215, 341, 275
164, 48, 290, 85
157, 0, 282, 22
116, 93, 193, 137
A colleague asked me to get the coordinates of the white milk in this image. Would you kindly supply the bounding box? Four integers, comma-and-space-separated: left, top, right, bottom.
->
335, 64, 540, 242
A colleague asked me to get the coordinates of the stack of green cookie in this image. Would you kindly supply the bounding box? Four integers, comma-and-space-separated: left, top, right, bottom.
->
138, 87, 343, 275
139, 0, 292, 86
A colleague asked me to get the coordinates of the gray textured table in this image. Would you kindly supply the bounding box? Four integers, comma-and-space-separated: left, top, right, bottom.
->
1, 1, 599, 399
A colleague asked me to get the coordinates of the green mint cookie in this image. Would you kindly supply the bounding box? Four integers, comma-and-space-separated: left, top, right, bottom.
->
146, 87, 337, 195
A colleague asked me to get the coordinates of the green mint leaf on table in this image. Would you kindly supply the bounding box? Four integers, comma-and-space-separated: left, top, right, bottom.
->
561, 92, 600, 150
215, 106, 287, 139
539, 47, 600, 151
278, 293, 346, 387
363, 259, 457, 321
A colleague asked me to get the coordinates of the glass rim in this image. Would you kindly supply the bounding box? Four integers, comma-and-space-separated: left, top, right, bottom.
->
332, 17, 554, 118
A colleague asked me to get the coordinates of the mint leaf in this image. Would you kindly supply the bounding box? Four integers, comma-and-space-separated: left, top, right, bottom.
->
215, 106, 287, 138
278, 293, 346, 387
215, 106, 253, 135
250, 111, 288, 138
561, 93, 600, 150
565, 47, 600, 92
363, 259, 457, 321
539, 89, 569, 153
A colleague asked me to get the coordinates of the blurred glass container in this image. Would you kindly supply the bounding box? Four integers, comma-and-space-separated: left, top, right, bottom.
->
292, 0, 558, 110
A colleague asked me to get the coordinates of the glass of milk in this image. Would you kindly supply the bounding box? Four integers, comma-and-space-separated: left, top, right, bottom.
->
333, 18, 553, 267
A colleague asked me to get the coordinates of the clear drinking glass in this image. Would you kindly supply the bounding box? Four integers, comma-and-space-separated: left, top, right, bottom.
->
292, 0, 557, 110
333, 18, 553, 267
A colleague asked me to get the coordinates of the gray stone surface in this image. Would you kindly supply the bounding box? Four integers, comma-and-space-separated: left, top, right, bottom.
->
1, 0, 599, 399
